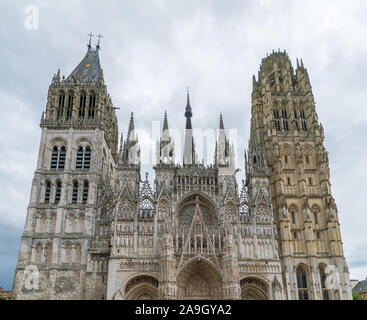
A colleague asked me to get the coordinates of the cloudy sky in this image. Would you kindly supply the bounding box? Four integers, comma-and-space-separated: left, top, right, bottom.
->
0, 0, 366, 290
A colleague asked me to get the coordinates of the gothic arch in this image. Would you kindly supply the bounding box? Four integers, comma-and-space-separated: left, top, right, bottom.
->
240, 276, 269, 300
123, 274, 159, 300
48, 137, 68, 149
33, 242, 43, 263
65, 212, 76, 233
61, 241, 73, 263
36, 212, 47, 233
176, 192, 218, 229
296, 263, 310, 300
175, 191, 218, 218
177, 257, 223, 300
73, 137, 93, 149
49, 212, 56, 233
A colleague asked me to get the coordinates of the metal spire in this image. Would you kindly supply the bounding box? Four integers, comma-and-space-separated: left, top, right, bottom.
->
185, 87, 192, 130
183, 88, 195, 165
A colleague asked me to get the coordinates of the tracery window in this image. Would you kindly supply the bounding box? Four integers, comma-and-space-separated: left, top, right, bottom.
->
50, 146, 58, 170
76, 146, 91, 170
273, 109, 280, 119
319, 265, 330, 300
72, 181, 78, 203
291, 211, 296, 225
139, 198, 154, 219
44, 181, 51, 203
55, 181, 62, 204
66, 91, 73, 121
314, 211, 318, 224
275, 120, 281, 131
57, 91, 65, 120
50, 146, 66, 171
82, 181, 89, 204
88, 92, 96, 119
283, 120, 289, 131
296, 266, 309, 300
58, 146, 66, 170
79, 91, 86, 119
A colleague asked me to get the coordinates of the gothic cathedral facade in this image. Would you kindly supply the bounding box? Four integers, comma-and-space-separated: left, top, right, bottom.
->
12, 44, 352, 300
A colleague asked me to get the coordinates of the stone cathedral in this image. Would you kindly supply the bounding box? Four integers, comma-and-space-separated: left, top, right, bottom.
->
12, 41, 352, 300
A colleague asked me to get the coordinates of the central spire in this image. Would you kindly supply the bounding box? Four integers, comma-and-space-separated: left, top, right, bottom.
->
183, 88, 196, 165
185, 88, 192, 130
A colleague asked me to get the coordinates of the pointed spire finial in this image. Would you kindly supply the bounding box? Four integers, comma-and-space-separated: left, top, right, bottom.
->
87, 32, 94, 49
128, 112, 135, 136
119, 132, 124, 150
96, 33, 103, 50
163, 110, 169, 132
219, 113, 224, 129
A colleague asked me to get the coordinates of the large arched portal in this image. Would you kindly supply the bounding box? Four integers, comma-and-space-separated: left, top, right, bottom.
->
240, 277, 269, 300
177, 258, 223, 300
124, 275, 159, 300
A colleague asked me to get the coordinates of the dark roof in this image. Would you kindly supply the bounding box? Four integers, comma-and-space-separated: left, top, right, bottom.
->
65, 47, 103, 84
353, 280, 367, 293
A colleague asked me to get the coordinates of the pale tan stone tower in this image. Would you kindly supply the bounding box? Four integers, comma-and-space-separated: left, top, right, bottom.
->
247, 50, 352, 300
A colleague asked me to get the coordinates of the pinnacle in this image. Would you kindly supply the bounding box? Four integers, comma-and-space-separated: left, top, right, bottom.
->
128, 112, 135, 134
219, 113, 224, 130
163, 110, 169, 132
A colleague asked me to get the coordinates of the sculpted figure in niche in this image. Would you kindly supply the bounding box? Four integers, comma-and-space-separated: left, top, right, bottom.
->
272, 143, 279, 158
303, 199, 311, 220
281, 204, 288, 219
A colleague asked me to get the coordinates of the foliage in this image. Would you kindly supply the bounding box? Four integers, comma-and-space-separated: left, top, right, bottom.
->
352, 292, 365, 300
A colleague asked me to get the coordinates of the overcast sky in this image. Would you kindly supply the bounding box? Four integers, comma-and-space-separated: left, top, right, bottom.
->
0, 0, 366, 291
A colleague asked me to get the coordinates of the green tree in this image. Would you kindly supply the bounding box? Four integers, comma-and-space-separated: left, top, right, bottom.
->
353, 292, 365, 300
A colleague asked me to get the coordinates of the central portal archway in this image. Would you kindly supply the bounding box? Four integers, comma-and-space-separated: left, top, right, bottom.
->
177, 258, 223, 300
240, 277, 268, 300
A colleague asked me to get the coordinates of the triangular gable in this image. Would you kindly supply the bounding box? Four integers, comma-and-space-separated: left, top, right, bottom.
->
157, 184, 171, 203
182, 202, 216, 255
255, 188, 269, 205
224, 188, 235, 204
